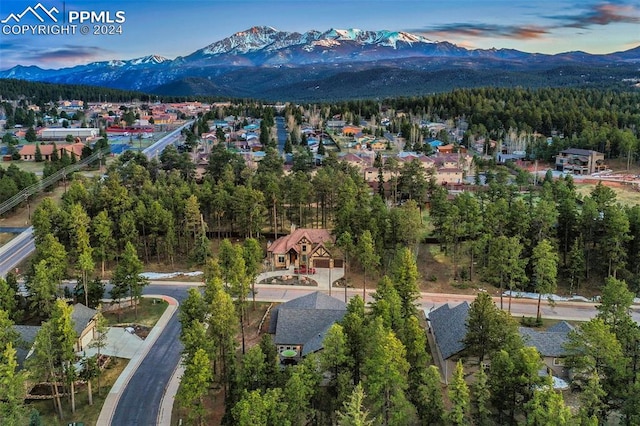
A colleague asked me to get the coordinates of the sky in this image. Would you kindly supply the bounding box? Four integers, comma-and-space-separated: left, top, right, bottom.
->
1, 0, 639, 70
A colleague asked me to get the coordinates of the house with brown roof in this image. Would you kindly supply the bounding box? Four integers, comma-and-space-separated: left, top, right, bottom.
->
267, 227, 335, 270
342, 125, 362, 136
339, 152, 374, 172
437, 144, 455, 154
19, 143, 85, 161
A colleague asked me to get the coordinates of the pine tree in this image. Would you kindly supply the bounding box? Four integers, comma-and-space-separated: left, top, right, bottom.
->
88, 306, 108, 395
524, 384, 571, 426
111, 241, 147, 319
176, 348, 212, 426
25, 126, 37, 143
34, 142, 43, 161
472, 366, 492, 426
356, 230, 379, 301
448, 360, 470, 425
337, 383, 375, 426
0, 343, 28, 425
390, 247, 420, 319
532, 239, 558, 322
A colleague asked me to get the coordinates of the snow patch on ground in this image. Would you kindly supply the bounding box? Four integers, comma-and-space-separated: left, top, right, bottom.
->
141, 271, 203, 279
503, 290, 593, 303
504, 291, 640, 305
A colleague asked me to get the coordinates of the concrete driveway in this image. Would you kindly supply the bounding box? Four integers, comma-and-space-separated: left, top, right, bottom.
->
81, 327, 145, 359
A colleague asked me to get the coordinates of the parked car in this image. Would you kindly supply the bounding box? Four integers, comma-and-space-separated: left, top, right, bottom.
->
294, 265, 316, 274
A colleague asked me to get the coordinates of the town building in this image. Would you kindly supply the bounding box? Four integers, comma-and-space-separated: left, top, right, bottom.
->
555, 148, 606, 175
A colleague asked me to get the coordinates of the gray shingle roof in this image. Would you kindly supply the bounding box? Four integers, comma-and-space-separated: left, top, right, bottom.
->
275, 308, 347, 355
428, 302, 470, 360
71, 303, 97, 336
269, 291, 347, 355
561, 148, 598, 156
268, 291, 347, 334
519, 321, 574, 357
12, 325, 41, 368
546, 321, 575, 334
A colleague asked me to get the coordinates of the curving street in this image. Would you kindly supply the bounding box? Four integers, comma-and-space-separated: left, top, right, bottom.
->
98, 278, 640, 426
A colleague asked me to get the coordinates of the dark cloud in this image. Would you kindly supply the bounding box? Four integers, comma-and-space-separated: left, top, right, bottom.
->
410, 23, 549, 40
555, 3, 640, 28
409, 2, 639, 43
20, 45, 111, 64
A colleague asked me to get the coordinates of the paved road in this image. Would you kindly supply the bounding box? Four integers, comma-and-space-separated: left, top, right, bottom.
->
110, 312, 182, 425
0, 227, 34, 278
104, 279, 640, 425
275, 116, 287, 154
0, 124, 195, 278
110, 286, 187, 426
142, 121, 194, 159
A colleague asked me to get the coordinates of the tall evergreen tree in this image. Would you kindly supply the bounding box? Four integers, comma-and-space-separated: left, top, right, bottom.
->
337, 383, 375, 426
448, 360, 470, 426
176, 348, 212, 426
111, 241, 148, 319
532, 239, 558, 322
356, 230, 379, 301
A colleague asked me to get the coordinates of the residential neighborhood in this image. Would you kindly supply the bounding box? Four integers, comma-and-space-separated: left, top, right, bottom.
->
1, 85, 640, 426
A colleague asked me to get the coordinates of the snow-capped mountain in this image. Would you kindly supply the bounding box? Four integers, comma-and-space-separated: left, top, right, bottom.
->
84, 55, 170, 68
193, 26, 434, 56
1, 26, 638, 100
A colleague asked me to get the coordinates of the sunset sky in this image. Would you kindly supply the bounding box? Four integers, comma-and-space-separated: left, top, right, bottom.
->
1, 0, 639, 69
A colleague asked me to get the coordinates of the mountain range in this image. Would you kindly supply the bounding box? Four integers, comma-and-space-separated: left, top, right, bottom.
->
2, 26, 639, 101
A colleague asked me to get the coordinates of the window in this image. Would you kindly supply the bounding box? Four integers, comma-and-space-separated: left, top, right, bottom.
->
277, 255, 285, 264
302, 244, 307, 252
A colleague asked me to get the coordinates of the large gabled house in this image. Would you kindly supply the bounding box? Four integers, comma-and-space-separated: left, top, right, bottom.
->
429, 300, 575, 382
268, 291, 347, 365
71, 303, 98, 352
267, 228, 335, 270
427, 301, 470, 383
12, 303, 98, 369
519, 321, 574, 379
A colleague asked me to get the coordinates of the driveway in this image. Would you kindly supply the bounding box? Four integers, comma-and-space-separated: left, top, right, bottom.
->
82, 327, 145, 359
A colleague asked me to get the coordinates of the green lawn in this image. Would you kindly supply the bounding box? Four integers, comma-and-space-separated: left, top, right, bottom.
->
3, 160, 44, 175
103, 297, 169, 328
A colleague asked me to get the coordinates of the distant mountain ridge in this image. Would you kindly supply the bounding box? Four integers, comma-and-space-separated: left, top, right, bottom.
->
2, 26, 638, 101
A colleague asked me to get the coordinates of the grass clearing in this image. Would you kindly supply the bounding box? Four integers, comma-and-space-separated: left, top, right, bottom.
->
575, 183, 640, 207
0, 233, 15, 245
27, 357, 128, 426
4, 160, 45, 175
103, 297, 168, 328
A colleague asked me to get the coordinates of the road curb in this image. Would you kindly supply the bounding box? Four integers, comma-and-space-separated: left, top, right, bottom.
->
96, 294, 178, 426
157, 358, 185, 426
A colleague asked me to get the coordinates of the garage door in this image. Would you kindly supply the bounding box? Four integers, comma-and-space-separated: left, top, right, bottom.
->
314, 258, 330, 268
